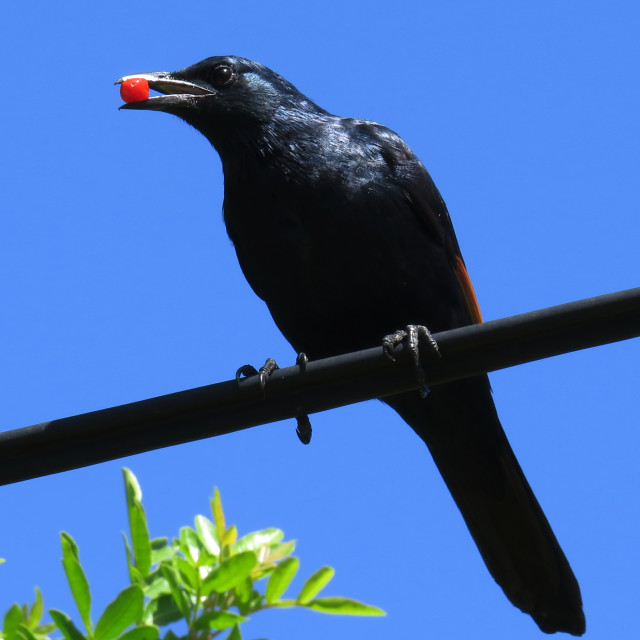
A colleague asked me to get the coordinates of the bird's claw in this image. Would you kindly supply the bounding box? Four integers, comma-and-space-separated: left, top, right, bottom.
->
294, 353, 312, 444
383, 325, 440, 398
296, 351, 308, 370
235, 357, 279, 397
235, 364, 258, 382
236, 353, 312, 443
295, 412, 312, 445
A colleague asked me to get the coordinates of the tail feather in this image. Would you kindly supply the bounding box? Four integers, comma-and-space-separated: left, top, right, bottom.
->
385, 375, 585, 635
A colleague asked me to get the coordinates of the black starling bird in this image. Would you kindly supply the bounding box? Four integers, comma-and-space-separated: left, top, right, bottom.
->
117, 56, 584, 635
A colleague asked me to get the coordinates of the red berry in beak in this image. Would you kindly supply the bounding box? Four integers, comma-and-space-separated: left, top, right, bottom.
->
120, 78, 150, 103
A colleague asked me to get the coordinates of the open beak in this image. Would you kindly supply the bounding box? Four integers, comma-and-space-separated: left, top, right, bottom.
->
115, 72, 214, 110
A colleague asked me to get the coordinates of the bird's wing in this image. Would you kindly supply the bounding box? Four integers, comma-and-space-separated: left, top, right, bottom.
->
357, 119, 483, 326
397, 146, 484, 326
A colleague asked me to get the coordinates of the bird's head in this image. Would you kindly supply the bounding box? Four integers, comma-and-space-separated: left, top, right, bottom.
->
116, 56, 324, 150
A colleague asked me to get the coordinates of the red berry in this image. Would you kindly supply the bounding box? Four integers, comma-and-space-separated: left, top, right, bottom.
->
120, 78, 150, 103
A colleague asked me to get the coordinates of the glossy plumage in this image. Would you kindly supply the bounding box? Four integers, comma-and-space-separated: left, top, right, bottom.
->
119, 56, 584, 634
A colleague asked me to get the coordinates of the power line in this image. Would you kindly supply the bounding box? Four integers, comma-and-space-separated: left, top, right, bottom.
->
1, 286, 638, 486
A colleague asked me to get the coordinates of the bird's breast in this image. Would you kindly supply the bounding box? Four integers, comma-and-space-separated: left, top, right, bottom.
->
220, 145, 471, 357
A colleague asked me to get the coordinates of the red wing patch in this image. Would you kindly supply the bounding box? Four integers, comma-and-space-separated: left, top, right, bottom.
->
453, 255, 483, 325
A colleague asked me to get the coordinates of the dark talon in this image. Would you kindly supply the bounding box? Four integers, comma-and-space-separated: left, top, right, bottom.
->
258, 357, 279, 392
383, 325, 440, 398
295, 413, 312, 444
238, 354, 312, 441
236, 364, 258, 382
295, 352, 312, 444
236, 358, 279, 397
296, 352, 308, 370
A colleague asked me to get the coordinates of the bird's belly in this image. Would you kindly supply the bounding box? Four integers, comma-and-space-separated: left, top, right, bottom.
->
224, 192, 466, 359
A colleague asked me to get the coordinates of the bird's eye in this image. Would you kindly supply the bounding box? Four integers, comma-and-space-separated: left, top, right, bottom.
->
211, 65, 234, 87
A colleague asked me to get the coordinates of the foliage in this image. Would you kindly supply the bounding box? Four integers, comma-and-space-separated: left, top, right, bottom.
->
1, 469, 384, 640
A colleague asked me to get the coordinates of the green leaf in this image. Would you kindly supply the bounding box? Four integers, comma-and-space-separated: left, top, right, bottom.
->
233, 577, 253, 604
16, 625, 37, 640
122, 531, 144, 584
305, 597, 385, 616
94, 585, 143, 640
210, 487, 226, 542
123, 469, 152, 577
201, 551, 257, 595
128, 566, 143, 586
162, 629, 179, 640
232, 529, 283, 554
249, 563, 276, 582
195, 516, 220, 557
145, 594, 182, 627
123, 467, 142, 502
60, 532, 92, 634
265, 557, 299, 604
26, 587, 44, 629
264, 541, 296, 563
122, 535, 139, 586
159, 566, 190, 619
235, 588, 263, 617
221, 526, 237, 546
150, 539, 172, 565
174, 556, 198, 591
194, 611, 247, 631
142, 567, 171, 599
296, 566, 335, 604
35, 622, 57, 636
61, 533, 80, 558
49, 610, 87, 640
116, 625, 159, 640
224, 625, 242, 640
178, 527, 201, 564
3, 603, 22, 640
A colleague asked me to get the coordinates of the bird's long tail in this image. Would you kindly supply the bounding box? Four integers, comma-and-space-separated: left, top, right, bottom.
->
385, 375, 585, 635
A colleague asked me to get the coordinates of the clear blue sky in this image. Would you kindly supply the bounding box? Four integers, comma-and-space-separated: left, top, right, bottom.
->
2, 2, 639, 638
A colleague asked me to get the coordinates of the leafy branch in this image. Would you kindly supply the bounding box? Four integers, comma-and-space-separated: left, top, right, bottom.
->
1, 469, 384, 640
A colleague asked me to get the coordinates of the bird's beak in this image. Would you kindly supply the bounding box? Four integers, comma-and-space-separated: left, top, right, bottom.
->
115, 72, 214, 111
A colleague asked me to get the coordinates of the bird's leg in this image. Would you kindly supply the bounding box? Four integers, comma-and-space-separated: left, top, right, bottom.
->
294, 353, 312, 445
235, 357, 279, 398
236, 353, 313, 444
383, 325, 440, 398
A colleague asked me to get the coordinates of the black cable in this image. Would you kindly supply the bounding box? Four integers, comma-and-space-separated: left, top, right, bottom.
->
1, 286, 638, 486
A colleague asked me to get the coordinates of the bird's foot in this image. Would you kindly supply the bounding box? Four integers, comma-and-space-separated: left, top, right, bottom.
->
295, 413, 312, 445
236, 357, 279, 398
294, 353, 312, 445
383, 325, 440, 398
236, 353, 313, 444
